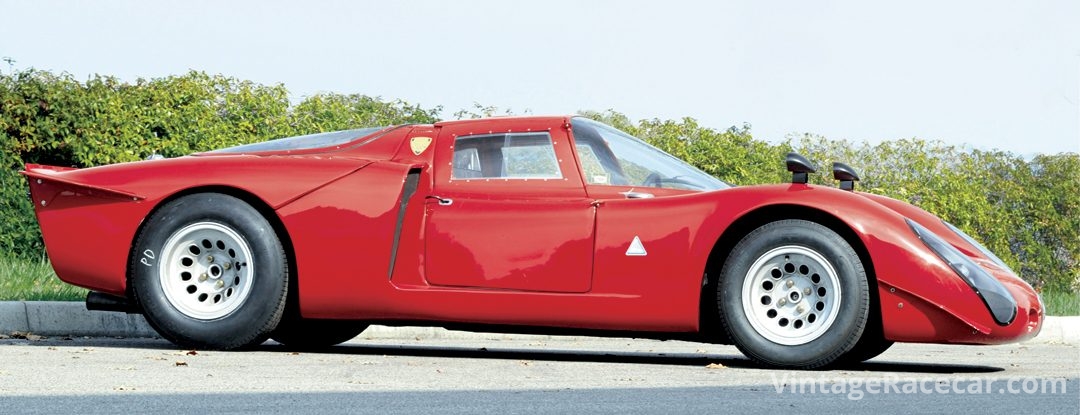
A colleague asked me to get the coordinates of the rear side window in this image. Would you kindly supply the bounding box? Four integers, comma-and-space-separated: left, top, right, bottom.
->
213, 127, 388, 153
451, 132, 562, 179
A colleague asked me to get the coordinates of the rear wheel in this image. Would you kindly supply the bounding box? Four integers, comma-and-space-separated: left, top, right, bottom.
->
130, 193, 288, 350
717, 219, 869, 369
271, 319, 368, 350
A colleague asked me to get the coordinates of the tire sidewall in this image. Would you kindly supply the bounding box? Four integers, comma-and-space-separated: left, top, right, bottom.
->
131, 193, 287, 349
718, 219, 868, 368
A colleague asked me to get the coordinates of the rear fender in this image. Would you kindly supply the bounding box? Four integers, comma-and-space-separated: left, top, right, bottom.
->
21, 156, 375, 296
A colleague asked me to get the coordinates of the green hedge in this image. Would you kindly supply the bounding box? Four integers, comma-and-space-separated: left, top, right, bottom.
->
0, 69, 439, 259
2, 69, 1077, 293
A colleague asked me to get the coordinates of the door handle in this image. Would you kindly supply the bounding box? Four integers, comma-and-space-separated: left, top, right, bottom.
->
426, 195, 454, 206
621, 191, 654, 199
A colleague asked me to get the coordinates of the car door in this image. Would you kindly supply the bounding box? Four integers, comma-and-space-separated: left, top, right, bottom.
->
424, 118, 594, 293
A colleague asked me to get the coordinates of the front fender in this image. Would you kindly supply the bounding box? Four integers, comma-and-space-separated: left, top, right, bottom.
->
697, 184, 1040, 344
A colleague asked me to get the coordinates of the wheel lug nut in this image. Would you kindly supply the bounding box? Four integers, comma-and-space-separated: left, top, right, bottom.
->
797, 305, 806, 314
207, 255, 214, 263
223, 263, 231, 270
199, 273, 208, 282
785, 280, 794, 288
804, 287, 812, 295
215, 280, 224, 289
778, 298, 787, 306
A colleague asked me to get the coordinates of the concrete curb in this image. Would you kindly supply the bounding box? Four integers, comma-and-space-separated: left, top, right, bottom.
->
1031, 315, 1080, 345
0, 301, 157, 338
0, 301, 1077, 344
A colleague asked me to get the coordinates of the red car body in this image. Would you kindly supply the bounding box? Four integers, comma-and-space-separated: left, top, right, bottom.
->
23, 116, 1043, 359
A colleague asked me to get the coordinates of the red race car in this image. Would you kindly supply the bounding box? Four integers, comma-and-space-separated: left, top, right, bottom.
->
23, 116, 1043, 368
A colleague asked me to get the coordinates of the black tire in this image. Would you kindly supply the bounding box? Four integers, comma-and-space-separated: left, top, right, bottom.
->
716, 219, 869, 369
130, 193, 288, 350
835, 317, 893, 365
271, 319, 368, 350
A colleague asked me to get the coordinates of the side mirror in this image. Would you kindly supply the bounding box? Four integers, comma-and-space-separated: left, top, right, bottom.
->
832, 162, 860, 191
785, 153, 817, 184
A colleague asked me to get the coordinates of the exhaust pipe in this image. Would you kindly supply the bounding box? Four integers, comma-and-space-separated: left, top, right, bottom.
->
86, 292, 141, 314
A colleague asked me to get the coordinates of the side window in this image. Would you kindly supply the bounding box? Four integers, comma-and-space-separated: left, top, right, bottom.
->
576, 144, 610, 185
451, 132, 562, 179
452, 148, 482, 178
569, 118, 726, 191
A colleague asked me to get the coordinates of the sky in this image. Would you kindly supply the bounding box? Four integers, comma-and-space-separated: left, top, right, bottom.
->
2, 0, 1078, 155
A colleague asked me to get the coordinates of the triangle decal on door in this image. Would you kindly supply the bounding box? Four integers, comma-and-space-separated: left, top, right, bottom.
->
625, 236, 648, 256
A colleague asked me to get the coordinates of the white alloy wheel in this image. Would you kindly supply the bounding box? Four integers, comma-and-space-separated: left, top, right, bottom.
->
159, 222, 254, 320
741, 245, 842, 346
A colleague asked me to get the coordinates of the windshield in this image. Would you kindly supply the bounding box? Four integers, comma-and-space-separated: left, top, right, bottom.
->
213, 127, 388, 153
570, 117, 729, 191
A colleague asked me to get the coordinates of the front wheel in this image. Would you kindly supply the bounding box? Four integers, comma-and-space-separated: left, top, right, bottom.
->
717, 219, 869, 369
835, 319, 893, 365
130, 193, 288, 350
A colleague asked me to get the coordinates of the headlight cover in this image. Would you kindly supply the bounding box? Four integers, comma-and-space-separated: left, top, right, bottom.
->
942, 220, 1016, 275
907, 219, 1017, 326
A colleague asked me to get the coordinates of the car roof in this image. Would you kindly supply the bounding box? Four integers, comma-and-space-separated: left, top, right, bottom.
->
432, 115, 571, 128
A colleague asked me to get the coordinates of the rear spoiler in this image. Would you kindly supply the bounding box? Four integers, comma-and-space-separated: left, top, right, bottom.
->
21, 164, 145, 201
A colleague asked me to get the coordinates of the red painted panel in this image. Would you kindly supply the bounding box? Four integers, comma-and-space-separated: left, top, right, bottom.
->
425, 197, 595, 292
589, 195, 720, 328
277, 161, 418, 317
29, 179, 149, 295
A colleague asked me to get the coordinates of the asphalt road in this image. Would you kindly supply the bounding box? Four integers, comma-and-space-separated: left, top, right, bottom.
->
0, 334, 1076, 414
